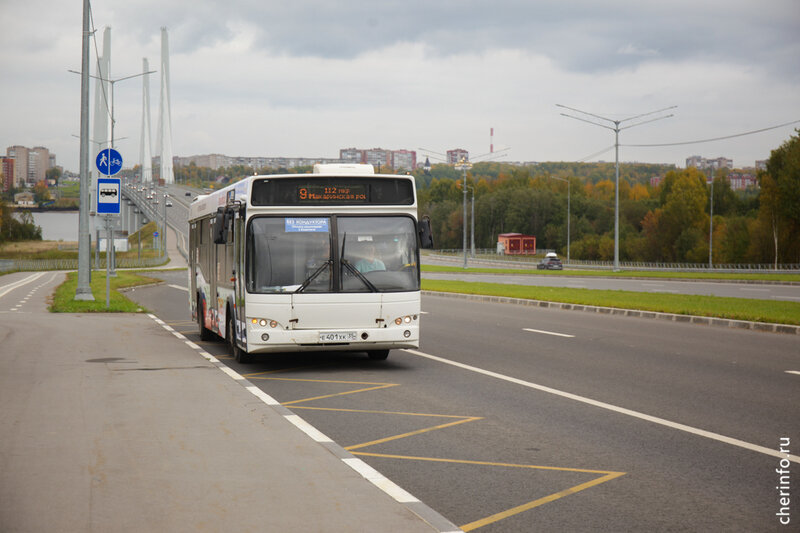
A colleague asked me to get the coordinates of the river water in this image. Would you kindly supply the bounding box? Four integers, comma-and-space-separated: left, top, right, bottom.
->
30, 211, 79, 241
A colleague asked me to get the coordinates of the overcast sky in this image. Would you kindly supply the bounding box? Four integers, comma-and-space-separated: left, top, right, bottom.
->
2, 0, 799, 173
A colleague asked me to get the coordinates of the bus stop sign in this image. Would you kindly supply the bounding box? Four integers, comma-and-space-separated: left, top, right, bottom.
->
97, 177, 121, 214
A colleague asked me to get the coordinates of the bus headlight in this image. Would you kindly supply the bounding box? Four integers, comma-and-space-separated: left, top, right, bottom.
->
251, 318, 279, 328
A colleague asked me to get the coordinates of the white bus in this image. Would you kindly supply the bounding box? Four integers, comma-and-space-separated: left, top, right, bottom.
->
188, 164, 433, 363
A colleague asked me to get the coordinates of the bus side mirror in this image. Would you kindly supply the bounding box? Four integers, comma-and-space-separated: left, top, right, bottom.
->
213, 207, 228, 244
418, 215, 434, 249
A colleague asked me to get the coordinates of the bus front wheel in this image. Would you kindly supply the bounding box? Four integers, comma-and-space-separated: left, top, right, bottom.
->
367, 350, 389, 361
228, 314, 251, 363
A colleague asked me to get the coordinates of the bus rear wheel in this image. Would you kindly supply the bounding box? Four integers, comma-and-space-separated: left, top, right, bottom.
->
367, 350, 390, 361
197, 300, 213, 341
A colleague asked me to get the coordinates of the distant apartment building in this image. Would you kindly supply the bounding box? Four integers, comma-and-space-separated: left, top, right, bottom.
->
339, 148, 363, 164
173, 154, 341, 172
755, 160, 768, 171
447, 148, 469, 165
686, 155, 733, 171
5, 145, 55, 187
726, 172, 759, 191
29, 146, 51, 184
6, 145, 29, 188
651, 171, 758, 191
391, 149, 416, 171
339, 147, 417, 171
1, 157, 14, 192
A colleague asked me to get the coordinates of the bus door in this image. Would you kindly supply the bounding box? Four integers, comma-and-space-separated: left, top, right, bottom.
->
234, 211, 246, 346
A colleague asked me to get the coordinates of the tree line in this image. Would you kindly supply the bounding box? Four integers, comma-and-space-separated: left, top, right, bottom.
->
158, 131, 799, 265
415, 131, 799, 265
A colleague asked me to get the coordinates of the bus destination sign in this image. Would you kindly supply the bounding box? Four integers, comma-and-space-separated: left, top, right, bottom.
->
298, 184, 367, 203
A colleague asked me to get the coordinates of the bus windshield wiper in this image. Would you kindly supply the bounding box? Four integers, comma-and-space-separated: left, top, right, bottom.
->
340, 232, 377, 292
295, 260, 332, 293
341, 259, 378, 292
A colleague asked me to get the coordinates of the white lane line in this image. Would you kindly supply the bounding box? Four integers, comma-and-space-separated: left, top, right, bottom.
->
285, 415, 333, 443
786, 371, 800, 376
523, 328, 575, 338
0, 272, 46, 299
343, 458, 420, 504
169, 284, 189, 292
741, 288, 770, 292
773, 296, 800, 301
405, 349, 800, 464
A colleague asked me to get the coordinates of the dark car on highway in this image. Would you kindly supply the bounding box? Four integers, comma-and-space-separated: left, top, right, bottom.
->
537, 253, 563, 270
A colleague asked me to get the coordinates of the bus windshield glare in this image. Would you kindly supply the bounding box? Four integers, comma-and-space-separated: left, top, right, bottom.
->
246, 216, 419, 294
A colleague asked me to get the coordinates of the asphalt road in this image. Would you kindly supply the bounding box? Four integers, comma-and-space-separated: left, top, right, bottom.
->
127, 269, 800, 532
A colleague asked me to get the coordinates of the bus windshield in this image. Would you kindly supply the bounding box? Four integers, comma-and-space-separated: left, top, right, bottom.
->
247, 216, 419, 294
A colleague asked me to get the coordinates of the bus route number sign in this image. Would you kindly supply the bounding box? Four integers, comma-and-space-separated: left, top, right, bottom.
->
297, 185, 367, 203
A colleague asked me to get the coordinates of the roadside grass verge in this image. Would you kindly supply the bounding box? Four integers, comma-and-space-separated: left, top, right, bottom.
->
421, 264, 800, 283
421, 279, 800, 326
50, 270, 159, 313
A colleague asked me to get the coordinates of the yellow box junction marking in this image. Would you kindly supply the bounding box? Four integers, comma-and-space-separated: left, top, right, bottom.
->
245, 371, 626, 530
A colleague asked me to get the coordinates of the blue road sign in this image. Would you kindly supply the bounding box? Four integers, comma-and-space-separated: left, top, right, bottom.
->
97, 177, 121, 214
96, 148, 123, 176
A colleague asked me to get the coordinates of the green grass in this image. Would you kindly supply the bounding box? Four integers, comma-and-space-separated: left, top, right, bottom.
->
421, 279, 800, 326
422, 264, 800, 283
50, 270, 159, 313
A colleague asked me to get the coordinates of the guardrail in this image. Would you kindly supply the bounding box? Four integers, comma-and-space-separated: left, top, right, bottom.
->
426, 250, 800, 273
0, 256, 168, 273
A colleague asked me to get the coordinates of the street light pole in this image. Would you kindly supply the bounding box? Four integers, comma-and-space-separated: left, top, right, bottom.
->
75, 0, 94, 301
549, 175, 571, 263
470, 185, 475, 257
454, 158, 472, 268
557, 104, 675, 271
708, 167, 714, 268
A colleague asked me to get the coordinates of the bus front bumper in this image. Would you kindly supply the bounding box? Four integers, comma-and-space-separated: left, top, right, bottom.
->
243, 325, 420, 354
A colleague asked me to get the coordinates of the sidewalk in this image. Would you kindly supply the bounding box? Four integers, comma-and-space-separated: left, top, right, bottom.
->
0, 275, 457, 532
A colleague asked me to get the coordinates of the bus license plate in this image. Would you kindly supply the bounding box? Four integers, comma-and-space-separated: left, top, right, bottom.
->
319, 331, 357, 343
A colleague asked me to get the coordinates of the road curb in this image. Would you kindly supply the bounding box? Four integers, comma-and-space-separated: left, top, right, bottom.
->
422, 290, 800, 335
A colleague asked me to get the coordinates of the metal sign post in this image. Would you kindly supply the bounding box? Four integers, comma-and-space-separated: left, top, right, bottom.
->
96, 151, 122, 309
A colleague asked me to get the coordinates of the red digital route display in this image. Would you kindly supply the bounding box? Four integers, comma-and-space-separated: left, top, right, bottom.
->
297, 185, 368, 203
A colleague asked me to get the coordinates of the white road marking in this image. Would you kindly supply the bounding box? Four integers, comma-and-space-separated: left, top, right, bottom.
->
523, 328, 575, 338
343, 458, 420, 503
169, 284, 189, 292
405, 349, 800, 464
0, 272, 45, 299
285, 415, 333, 443
786, 371, 800, 376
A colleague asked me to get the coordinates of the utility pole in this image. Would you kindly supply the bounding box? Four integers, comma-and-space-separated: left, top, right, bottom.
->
557, 104, 675, 271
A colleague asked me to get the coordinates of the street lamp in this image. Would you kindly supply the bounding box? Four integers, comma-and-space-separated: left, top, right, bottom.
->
708, 167, 714, 268
557, 104, 675, 270
549, 175, 571, 264
454, 157, 473, 268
